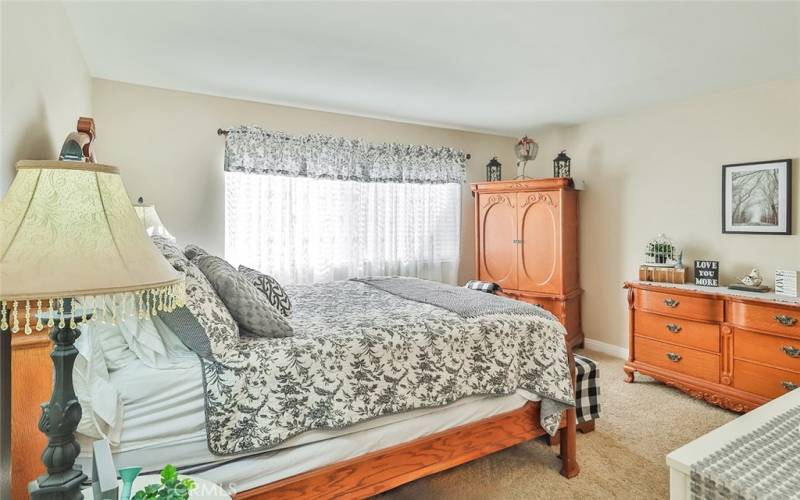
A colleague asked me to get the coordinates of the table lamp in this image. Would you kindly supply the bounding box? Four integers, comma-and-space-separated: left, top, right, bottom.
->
133, 197, 175, 241
0, 160, 185, 498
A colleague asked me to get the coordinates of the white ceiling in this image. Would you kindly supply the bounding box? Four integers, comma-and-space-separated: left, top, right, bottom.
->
64, 1, 800, 137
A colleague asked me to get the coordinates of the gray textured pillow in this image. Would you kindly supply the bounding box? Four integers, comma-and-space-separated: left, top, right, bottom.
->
184, 244, 209, 261
195, 255, 293, 338
158, 306, 213, 359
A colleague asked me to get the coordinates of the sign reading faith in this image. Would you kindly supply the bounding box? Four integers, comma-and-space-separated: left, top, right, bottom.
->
695, 260, 720, 287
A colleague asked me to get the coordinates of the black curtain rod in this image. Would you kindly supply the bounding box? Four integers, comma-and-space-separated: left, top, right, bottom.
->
217, 129, 471, 159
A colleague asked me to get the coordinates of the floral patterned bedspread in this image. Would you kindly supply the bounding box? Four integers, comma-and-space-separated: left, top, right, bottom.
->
201, 280, 574, 456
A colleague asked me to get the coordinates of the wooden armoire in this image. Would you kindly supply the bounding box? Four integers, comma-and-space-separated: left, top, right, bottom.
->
471, 178, 583, 347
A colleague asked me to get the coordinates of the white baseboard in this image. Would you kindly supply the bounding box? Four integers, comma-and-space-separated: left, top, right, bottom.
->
581, 338, 628, 360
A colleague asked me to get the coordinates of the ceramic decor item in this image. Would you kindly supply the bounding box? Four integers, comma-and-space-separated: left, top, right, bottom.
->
729, 268, 770, 293
739, 269, 764, 287
119, 467, 142, 500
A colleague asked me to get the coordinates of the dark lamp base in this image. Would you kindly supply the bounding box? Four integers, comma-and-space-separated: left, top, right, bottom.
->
28, 467, 86, 499
26, 320, 87, 499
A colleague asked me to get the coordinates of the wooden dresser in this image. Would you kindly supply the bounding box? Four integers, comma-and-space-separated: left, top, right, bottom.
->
471, 178, 582, 347
625, 281, 800, 412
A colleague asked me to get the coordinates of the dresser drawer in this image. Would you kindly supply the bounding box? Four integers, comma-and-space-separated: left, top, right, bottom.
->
728, 302, 800, 336
734, 329, 800, 373
634, 311, 719, 352
635, 289, 723, 322
733, 359, 800, 400
634, 336, 719, 382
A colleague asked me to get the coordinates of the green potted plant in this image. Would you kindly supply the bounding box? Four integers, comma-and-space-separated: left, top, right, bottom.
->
132, 465, 196, 500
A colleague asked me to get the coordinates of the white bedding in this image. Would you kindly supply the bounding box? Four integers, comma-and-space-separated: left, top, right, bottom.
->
76, 356, 538, 490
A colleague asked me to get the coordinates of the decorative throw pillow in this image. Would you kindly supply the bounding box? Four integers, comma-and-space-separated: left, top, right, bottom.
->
238, 265, 292, 317
158, 260, 238, 359
184, 244, 209, 261
151, 236, 238, 358
195, 255, 293, 338
151, 235, 189, 272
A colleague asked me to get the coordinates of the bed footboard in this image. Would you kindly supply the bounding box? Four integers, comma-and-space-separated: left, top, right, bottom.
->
235, 399, 577, 499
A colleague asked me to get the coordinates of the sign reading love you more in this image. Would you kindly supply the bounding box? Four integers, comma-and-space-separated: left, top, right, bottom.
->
695, 260, 720, 287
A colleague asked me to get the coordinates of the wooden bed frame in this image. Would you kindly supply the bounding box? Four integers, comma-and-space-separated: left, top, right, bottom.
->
10, 317, 579, 500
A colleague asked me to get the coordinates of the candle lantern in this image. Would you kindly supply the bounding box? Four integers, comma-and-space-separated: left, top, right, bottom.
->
486, 156, 502, 181
553, 150, 571, 178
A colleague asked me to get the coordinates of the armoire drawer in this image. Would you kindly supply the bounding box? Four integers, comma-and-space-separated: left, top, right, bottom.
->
734, 329, 800, 372
728, 302, 800, 336
634, 336, 719, 383
635, 289, 723, 322
733, 359, 800, 400
634, 311, 719, 352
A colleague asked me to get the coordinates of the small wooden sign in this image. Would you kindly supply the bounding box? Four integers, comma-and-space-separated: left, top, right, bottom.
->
694, 260, 719, 287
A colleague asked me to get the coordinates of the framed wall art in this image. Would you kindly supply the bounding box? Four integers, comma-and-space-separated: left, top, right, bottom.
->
722, 159, 792, 235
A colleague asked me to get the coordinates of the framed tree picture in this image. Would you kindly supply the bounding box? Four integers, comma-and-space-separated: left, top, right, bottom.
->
723, 159, 792, 235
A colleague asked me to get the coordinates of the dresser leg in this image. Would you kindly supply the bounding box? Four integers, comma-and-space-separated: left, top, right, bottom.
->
623, 366, 635, 383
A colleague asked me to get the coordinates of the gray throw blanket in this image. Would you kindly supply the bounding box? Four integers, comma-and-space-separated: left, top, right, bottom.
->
353, 276, 557, 321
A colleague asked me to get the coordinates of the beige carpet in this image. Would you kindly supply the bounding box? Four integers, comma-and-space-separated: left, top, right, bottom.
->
379, 349, 736, 500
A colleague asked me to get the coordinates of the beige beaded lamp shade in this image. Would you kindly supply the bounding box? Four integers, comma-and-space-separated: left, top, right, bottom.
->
0, 160, 185, 333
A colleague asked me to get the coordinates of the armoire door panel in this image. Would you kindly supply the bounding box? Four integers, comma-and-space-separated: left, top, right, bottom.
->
517, 192, 561, 293
478, 193, 518, 289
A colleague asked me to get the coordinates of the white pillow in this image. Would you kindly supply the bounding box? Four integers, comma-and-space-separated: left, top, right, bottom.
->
115, 315, 168, 367
74, 324, 124, 445
91, 320, 138, 370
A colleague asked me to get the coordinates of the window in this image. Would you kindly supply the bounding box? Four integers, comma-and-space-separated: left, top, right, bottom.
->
225, 172, 461, 284
222, 126, 467, 284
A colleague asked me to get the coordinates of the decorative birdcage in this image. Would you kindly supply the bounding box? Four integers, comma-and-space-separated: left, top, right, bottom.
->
644, 233, 679, 267
514, 136, 538, 179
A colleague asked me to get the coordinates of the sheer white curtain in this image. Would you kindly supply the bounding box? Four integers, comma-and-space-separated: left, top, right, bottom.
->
225, 172, 461, 284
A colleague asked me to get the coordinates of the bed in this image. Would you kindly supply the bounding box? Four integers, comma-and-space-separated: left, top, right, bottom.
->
12, 275, 579, 499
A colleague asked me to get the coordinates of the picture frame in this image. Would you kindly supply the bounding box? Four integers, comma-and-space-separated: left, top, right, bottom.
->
722, 159, 792, 235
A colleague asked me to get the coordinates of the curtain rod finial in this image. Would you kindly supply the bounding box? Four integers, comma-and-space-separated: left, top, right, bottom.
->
217, 128, 227, 136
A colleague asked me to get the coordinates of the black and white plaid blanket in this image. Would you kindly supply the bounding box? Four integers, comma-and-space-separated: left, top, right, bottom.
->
574, 354, 600, 424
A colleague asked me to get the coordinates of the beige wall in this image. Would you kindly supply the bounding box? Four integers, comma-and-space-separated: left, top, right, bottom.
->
529, 80, 800, 351
91, 79, 518, 284
0, 1, 92, 496
0, 2, 92, 192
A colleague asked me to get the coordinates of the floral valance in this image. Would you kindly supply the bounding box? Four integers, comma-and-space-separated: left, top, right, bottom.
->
224, 126, 467, 184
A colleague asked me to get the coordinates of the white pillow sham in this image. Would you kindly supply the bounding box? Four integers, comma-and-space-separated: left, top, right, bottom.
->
73, 298, 197, 443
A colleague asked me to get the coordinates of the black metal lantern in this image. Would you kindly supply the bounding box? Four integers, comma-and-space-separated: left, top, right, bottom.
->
486, 156, 502, 181
553, 150, 571, 178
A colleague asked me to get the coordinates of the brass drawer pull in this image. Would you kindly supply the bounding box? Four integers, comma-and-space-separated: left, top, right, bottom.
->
781, 381, 798, 391
666, 323, 682, 333
775, 315, 798, 327
782, 346, 800, 358
666, 352, 682, 362
664, 298, 680, 308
